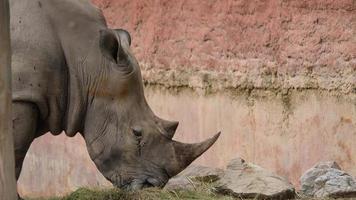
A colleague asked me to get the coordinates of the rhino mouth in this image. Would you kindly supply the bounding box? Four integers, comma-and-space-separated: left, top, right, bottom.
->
121, 177, 166, 190
114, 177, 167, 190
111, 170, 169, 190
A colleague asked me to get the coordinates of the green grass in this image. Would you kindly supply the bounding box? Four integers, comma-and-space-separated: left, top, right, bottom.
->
24, 181, 354, 200
25, 182, 234, 200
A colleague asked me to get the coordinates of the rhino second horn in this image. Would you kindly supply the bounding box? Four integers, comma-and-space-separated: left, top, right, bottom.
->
172, 132, 221, 174
162, 120, 179, 139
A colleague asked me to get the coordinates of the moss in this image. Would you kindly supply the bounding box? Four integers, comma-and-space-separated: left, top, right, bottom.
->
141, 67, 355, 95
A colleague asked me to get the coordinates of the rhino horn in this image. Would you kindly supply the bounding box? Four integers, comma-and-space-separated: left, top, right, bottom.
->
161, 120, 179, 139
171, 132, 221, 174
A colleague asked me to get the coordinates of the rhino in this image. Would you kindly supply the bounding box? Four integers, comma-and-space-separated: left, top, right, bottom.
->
10, 0, 220, 194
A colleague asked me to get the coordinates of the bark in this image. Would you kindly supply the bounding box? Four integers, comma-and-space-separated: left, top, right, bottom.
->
0, 0, 17, 199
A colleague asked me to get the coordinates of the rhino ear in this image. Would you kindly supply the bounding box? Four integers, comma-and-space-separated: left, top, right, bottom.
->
99, 29, 119, 63
114, 29, 131, 46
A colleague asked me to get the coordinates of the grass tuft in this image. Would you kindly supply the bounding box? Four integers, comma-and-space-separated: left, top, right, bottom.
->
25, 181, 234, 200
25, 182, 351, 200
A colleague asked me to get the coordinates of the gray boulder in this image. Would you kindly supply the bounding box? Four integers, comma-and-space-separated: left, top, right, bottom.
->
215, 157, 295, 200
300, 161, 356, 198
164, 165, 224, 190
164, 176, 195, 190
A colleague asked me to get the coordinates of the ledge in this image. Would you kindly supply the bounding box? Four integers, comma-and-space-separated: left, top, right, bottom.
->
141, 63, 356, 95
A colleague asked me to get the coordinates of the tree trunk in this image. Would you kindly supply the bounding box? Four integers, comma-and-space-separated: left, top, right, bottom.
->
0, 0, 17, 199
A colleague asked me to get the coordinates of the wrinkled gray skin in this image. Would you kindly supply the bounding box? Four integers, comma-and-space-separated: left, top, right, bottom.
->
10, 0, 220, 194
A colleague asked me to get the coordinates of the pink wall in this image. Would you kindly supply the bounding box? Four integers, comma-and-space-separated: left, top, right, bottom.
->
19, 89, 356, 198
92, 0, 355, 72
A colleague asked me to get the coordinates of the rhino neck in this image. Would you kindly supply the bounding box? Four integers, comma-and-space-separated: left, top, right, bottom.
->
45, 0, 107, 136
63, 30, 106, 137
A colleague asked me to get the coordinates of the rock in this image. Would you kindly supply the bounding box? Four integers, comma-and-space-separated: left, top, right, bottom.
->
164, 177, 194, 190
300, 161, 356, 198
176, 165, 224, 182
164, 165, 224, 190
215, 157, 295, 200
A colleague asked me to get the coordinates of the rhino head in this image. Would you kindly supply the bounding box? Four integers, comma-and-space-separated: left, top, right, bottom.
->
73, 28, 220, 190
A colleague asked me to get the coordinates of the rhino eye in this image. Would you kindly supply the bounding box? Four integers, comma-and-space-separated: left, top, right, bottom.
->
132, 127, 143, 141
132, 128, 142, 137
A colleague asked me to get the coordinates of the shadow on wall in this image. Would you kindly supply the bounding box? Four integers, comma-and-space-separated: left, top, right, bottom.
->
18, 87, 356, 198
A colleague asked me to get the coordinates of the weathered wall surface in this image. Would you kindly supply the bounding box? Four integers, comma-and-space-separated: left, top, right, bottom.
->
18, 0, 355, 198
145, 88, 356, 186
18, 90, 356, 198
18, 134, 111, 197
93, 0, 355, 93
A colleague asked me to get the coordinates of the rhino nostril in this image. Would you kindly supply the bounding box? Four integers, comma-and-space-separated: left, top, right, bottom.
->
143, 179, 155, 188
146, 178, 161, 187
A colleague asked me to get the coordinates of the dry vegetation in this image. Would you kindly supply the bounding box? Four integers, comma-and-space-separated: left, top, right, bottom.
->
25, 182, 353, 200
25, 184, 233, 200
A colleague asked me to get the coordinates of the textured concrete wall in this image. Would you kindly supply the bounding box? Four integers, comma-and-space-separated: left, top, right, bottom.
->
92, 0, 355, 71
145, 88, 356, 187
18, 0, 355, 198
18, 134, 111, 197
18, 89, 356, 198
